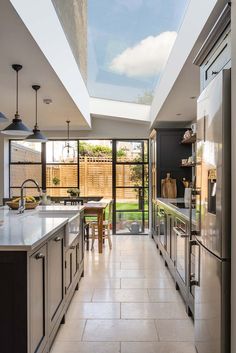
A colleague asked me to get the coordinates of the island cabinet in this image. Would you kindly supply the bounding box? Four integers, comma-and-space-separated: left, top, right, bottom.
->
0, 213, 85, 353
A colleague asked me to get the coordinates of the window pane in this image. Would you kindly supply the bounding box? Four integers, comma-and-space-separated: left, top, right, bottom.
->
116, 164, 143, 187
46, 141, 78, 163
10, 165, 42, 187
11, 141, 41, 163
46, 188, 70, 197
116, 141, 143, 163
79, 140, 112, 197
116, 188, 140, 208
10, 188, 41, 197
46, 165, 78, 188
115, 211, 149, 234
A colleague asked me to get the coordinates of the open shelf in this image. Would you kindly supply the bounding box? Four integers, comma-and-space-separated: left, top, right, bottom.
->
180, 163, 196, 168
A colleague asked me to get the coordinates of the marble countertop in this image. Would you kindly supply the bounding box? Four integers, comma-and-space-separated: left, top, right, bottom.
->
0, 205, 84, 251
156, 198, 196, 224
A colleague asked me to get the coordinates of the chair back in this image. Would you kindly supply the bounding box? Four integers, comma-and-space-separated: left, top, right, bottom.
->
107, 200, 113, 223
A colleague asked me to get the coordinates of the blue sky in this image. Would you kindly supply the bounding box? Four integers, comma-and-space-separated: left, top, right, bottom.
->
88, 0, 189, 104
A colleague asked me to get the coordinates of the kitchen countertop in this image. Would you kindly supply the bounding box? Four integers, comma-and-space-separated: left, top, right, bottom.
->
0, 205, 84, 251
156, 198, 196, 224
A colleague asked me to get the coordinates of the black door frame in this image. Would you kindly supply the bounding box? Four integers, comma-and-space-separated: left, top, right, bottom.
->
112, 139, 149, 235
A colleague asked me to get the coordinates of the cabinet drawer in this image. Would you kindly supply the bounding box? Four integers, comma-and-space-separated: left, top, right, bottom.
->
201, 29, 231, 90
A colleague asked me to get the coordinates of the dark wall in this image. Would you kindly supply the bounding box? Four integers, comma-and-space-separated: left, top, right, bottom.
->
156, 128, 192, 198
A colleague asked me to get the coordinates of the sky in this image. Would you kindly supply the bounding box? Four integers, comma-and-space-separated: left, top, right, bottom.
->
88, 0, 190, 104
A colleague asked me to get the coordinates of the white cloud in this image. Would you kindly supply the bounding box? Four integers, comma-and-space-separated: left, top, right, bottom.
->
109, 31, 177, 78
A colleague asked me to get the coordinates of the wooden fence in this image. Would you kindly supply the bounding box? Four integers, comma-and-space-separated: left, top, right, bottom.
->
46, 156, 138, 200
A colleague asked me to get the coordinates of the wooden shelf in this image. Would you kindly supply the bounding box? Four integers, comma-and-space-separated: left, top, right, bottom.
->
181, 134, 196, 144
180, 163, 196, 168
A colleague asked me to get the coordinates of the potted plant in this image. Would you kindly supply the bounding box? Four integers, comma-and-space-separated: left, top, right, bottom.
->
52, 177, 60, 186
67, 188, 80, 198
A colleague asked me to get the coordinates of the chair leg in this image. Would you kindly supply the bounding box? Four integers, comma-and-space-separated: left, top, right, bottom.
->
107, 226, 112, 250
91, 224, 96, 251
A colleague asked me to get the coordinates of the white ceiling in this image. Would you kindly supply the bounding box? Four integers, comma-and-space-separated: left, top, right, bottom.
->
0, 0, 90, 131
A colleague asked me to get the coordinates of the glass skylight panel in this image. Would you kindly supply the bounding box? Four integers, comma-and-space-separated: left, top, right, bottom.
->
88, 0, 190, 104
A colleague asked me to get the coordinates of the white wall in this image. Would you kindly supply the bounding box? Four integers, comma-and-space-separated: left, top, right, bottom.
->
231, 1, 236, 352
90, 98, 150, 123
44, 117, 150, 139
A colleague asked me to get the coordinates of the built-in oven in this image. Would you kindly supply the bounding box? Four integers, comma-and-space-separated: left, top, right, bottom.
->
174, 217, 188, 284
157, 206, 167, 250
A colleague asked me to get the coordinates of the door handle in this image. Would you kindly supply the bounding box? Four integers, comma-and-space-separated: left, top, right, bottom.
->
54, 236, 61, 242
189, 240, 200, 287
35, 252, 45, 260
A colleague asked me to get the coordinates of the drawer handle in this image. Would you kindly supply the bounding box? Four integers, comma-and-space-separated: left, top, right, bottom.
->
35, 252, 45, 260
173, 227, 188, 238
70, 245, 76, 250
54, 236, 61, 242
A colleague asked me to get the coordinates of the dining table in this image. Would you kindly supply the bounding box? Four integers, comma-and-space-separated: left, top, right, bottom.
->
83, 199, 112, 254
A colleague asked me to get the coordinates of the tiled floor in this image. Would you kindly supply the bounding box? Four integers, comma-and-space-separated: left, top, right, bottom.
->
51, 236, 195, 353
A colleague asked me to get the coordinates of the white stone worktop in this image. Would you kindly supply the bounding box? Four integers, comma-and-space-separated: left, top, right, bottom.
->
0, 205, 84, 251
156, 198, 196, 224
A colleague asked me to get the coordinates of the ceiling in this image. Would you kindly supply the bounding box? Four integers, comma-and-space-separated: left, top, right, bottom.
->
0, 0, 90, 132
151, 0, 228, 127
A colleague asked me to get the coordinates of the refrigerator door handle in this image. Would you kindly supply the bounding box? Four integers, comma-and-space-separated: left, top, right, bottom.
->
189, 240, 201, 287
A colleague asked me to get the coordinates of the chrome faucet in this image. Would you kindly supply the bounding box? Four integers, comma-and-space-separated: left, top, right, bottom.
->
18, 179, 41, 214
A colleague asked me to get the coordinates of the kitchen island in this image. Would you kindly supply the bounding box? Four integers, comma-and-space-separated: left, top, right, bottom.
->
152, 198, 196, 317
0, 205, 85, 353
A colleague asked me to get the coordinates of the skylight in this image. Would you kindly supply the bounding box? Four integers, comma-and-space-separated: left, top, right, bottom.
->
88, 0, 190, 105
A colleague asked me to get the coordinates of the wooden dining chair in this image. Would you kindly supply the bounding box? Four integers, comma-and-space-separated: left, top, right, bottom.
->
91, 200, 113, 250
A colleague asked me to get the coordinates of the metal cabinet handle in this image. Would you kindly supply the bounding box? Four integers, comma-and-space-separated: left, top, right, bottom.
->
35, 252, 45, 260
54, 236, 61, 242
173, 227, 188, 238
70, 245, 76, 250
189, 240, 200, 287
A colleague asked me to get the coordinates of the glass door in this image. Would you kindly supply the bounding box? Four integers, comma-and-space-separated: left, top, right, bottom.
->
113, 140, 149, 234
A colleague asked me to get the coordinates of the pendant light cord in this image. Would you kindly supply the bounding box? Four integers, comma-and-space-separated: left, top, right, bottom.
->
35, 89, 38, 127
16, 70, 19, 115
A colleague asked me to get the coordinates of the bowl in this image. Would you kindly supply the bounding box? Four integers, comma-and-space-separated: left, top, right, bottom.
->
6, 201, 39, 210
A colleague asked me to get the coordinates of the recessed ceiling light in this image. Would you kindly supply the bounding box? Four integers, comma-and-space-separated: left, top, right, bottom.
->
43, 98, 52, 105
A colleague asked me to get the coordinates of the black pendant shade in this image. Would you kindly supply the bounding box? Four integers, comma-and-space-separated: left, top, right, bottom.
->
0, 112, 8, 123
2, 64, 32, 136
25, 85, 47, 143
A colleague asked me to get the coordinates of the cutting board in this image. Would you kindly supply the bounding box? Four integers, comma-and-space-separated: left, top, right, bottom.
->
161, 173, 177, 198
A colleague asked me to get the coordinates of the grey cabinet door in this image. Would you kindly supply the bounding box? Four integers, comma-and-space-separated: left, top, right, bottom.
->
65, 249, 73, 292
65, 239, 79, 294
48, 229, 64, 330
29, 244, 47, 353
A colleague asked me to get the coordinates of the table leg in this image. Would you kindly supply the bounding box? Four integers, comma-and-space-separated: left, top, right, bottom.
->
98, 210, 103, 253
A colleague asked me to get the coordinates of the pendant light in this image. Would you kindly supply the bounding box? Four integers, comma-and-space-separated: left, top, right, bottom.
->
2, 64, 32, 136
62, 120, 75, 163
25, 85, 47, 142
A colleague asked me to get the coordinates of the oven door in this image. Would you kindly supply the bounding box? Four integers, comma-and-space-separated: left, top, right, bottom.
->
174, 218, 188, 284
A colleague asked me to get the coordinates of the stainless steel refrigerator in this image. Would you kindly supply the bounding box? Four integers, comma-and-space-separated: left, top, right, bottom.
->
193, 69, 231, 353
